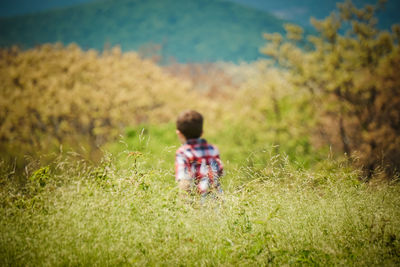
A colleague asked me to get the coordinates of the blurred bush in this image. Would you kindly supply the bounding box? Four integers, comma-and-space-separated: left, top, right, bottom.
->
0, 43, 326, 169
261, 0, 400, 178
0, 43, 197, 159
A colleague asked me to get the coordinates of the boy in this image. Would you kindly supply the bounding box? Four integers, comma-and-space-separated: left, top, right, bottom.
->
175, 110, 223, 196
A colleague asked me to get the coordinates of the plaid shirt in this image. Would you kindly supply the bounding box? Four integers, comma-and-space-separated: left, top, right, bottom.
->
175, 138, 223, 192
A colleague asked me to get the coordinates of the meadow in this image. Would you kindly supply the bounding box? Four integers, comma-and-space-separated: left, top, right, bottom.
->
1, 1, 400, 265
1, 126, 400, 266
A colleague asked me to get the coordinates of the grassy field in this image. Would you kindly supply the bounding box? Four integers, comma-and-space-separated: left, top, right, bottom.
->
1, 1, 400, 264
1, 124, 400, 266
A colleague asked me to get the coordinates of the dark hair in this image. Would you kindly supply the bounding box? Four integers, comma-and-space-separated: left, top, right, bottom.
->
176, 110, 203, 139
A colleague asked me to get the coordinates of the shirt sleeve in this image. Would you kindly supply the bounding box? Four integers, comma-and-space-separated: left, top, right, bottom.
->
175, 150, 188, 181
215, 154, 224, 177
211, 146, 224, 177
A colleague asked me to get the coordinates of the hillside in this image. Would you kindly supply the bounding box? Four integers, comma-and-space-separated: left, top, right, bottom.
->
0, 0, 286, 63
228, 0, 400, 30
0, 0, 94, 17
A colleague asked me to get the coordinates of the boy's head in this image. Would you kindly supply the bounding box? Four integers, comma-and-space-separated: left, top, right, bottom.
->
176, 110, 203, 141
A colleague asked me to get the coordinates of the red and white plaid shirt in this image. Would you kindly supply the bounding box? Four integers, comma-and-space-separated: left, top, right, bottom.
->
175, 138, 224, 193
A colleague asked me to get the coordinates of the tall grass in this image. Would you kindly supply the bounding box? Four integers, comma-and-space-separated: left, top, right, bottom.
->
1, 137, 400, 266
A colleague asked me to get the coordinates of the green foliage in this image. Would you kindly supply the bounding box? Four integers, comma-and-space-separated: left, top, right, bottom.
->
1, 152, 400, 265
107, 113, 320, 175
261, 0, 400, 178
0, 0, 286, 63
223, 66, 321, 168
29, 166, 50, 187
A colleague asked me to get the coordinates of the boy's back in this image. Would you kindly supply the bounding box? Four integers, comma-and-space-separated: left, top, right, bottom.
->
174, 110, 223, 195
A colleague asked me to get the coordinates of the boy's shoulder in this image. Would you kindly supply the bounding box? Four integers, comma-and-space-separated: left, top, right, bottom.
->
176, 138, 220, 156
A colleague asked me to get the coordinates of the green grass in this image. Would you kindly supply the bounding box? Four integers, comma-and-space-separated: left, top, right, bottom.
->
107, 120, 322, 172
1, 126, 400, 265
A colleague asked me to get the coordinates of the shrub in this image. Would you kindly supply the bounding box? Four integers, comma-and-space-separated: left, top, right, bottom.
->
0, 44, 196, 158
262, 0, 400, 177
